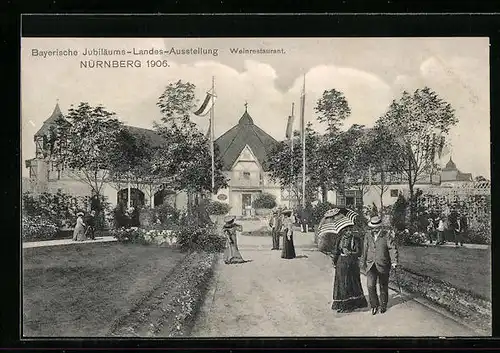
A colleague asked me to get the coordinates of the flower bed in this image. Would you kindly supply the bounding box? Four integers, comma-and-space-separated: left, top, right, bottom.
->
108, 251, 217, 337
22, 215, 58, 242
109, 227, 178, 247
387, 266, 491, 334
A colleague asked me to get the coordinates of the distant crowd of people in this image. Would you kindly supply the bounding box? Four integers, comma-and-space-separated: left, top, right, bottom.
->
424, 207, 469, 246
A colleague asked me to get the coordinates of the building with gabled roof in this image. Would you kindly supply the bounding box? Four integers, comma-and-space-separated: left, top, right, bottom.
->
440, 157, 474, 185
212, 106, 288, 216
24, 104, 184, 210
215, 109, 278, 171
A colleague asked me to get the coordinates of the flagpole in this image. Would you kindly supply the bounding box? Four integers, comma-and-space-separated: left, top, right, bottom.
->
301, 74, 306, 208
289, 103, 295, 209
211, 76, 215, 193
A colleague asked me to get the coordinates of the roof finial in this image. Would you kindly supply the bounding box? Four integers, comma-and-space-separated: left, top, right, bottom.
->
244, 101, 248, 111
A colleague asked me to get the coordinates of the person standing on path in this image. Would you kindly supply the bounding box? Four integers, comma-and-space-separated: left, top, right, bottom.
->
223, 215, 246, 264
458, 211, 468, 246
281, 209, 296, 259
361, 216, 399, 315
436, 216, 446, 245
72, 212, 87, 241
269, 209, 282, 250
331, 224, 368, 313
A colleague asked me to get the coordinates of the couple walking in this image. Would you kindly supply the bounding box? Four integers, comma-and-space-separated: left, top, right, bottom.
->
269, 208, 296, 259
330, 213, 399, 315
72, 210, 97, 241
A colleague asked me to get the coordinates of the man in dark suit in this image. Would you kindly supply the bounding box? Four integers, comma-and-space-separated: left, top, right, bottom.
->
361, 216, 399, 315
269, 209, 282, 250
84, 210, 96, 240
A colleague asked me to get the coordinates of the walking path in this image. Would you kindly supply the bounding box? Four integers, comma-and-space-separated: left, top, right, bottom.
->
23, 236, 117, 249
191, 230, 480, 337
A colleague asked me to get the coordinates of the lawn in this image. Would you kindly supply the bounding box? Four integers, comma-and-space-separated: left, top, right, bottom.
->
23, 242, 186, 337
399, 245, 491, 301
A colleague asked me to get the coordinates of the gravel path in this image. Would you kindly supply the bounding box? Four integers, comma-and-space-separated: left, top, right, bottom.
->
191, 230, 477, 337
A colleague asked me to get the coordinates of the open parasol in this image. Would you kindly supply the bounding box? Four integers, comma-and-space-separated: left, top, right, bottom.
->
317, 208, 358, 237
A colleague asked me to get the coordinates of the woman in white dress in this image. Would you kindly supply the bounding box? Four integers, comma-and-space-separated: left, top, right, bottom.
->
72, 212, 87, 241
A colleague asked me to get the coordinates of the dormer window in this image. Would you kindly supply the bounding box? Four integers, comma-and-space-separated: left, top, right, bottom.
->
242, 172, 250, 180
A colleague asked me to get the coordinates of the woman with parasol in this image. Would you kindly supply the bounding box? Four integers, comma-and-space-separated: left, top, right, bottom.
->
222, 215, 246, 264
318, 207, 368, 313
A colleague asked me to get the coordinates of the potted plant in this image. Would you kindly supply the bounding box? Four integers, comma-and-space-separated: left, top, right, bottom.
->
252, 193, 277, 217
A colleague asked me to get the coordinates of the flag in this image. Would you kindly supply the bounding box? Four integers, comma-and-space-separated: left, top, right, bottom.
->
194, 90, 216, 116
285, 115, 294, 139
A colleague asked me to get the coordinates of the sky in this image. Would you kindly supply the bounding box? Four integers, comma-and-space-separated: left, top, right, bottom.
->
21, 37, 490, 178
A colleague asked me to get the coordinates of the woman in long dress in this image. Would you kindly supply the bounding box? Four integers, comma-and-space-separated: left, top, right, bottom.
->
281, 209, 296, 259
223, 215, 246, 264
72, 212, 87, 241
331, 224, 368, 313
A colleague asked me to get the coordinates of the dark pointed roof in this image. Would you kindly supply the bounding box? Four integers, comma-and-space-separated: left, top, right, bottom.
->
215, 110, 278, 171
34, 103, 65, 138
124, 126, 164, 147
444, 157, 457, 170
33, 104, 164, 147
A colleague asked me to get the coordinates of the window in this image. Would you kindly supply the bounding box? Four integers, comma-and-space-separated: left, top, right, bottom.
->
390, 189, 399, 197
242, 172, 250, 180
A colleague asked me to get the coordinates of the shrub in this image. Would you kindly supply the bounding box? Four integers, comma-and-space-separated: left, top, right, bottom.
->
466, 223, 491, 245
391, 194, 407, 231
175, 223, 225, 253
110, 227, 178, 246
318, 232, 336, 253
22, 191, 111, 230
252, 193, 277, 209
155, 203, 180, 226
205, 200, 231, 215
113, 203, 128, 228
396, 230, 428, 246
312, 201, 335, 226
22, 215, 58, 242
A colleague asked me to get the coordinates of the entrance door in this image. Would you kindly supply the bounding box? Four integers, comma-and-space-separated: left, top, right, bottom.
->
345, 196, 355, 208
242, 193, 252, 216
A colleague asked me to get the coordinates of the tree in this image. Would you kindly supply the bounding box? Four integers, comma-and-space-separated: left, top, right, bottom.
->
365, 123, 403, 213
378, 87, 458, 221
54, 102, 124, 201
157, 80, 197, 126
311, 88, 352, 201
155, 80, 227, 212
267, 123, 320, 205
108, 129, 149, 191
315, 88, 351, 133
